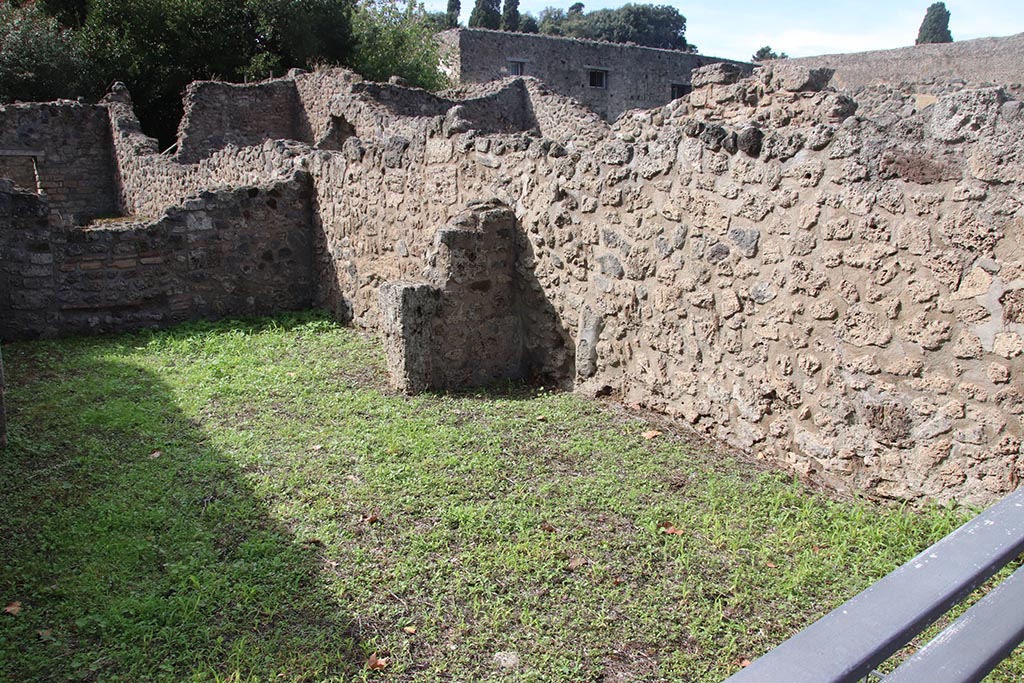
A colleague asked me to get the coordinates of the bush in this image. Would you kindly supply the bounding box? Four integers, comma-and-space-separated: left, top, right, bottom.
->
0, 3, 92, 103
350, 0, 450, 90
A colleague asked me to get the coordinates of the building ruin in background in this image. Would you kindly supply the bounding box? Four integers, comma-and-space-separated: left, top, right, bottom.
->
1, 33, 1024, 505
437, 28, 752, 120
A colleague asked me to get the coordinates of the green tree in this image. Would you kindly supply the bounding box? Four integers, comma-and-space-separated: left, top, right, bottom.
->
351, 0, 449, 89
500, 0, 519, 31
568, 2, 584, 15
0, 2, 91, 103
37, 0, 89, 28
537, 7, 566, 34
519, 13, 538, 32
75, 0, 354, 145
916, 2, 952, 44
468, 0, 500, 29
445, 0, 460, 27
752, 45, 788, 61
572, 4, 688, 50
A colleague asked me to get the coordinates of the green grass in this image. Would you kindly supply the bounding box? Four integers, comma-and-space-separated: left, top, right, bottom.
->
0, 312, 1020, 682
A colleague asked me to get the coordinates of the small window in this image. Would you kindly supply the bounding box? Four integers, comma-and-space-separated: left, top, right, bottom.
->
508, 60, 526, 76
588, 69, 608, 89
671, 83, 692, 100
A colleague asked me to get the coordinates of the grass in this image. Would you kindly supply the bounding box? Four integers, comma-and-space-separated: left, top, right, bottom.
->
0, 311, 1020, 682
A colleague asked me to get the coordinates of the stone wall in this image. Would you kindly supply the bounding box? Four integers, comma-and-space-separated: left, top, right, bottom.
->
176, 79, 301, 163
439, 28, 752, 120
789, 32, 1024, 98
0, 174, 314, 339
4, 61, 1024, 505
0, 102, 118, 225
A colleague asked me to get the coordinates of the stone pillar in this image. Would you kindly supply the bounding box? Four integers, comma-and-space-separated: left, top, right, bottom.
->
379, 199, 528, 393
379, 282, 441, 393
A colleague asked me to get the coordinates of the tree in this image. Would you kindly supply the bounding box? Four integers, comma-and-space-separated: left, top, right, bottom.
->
351, 0, 450, 89
751, 46, 787, 61
0, 2, 92, 103
519, 13, 538, 32
567, 4, 689, 50
500, 0, 520, 31
75, 0, 354, 145
568, 2, 584, 15
537, 7, 566, 34
445, 0, 460, 28
468, 0, 500, 28
916, 2, 952, 44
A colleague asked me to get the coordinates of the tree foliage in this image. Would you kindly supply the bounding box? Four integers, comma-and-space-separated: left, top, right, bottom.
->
535, 3, 689, 51
350, 0, 450, 90
468, 0, 500, 29
500, 0, 520, 32
519, 13, 538, 33
916, 2, 952, 44
752, 45, 788, 61
0, 2, 91, 103
445, 0, 460, 27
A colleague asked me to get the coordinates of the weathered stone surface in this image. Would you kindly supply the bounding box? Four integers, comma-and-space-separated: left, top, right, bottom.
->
691, 63, 746, 88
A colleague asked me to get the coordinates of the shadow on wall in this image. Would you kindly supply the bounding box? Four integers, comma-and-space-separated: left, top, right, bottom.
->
379, 200, 574, 393
0, 346, 363, 680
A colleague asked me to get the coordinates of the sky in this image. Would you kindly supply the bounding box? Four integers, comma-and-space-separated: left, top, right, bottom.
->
425, 0, 1024, 62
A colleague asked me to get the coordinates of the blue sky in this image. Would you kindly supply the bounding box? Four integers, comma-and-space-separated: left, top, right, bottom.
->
427, 0, 1024, 62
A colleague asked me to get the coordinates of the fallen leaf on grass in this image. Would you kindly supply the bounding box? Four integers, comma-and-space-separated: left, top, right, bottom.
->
566, 557, 587, 570
37, 629, 53, 641
363, 513, 381, 525
612, 577, 626, 586
658, 521, 685, 536
148, 450, 162, 459
765, 561, 778, 568
733, 658, 752, 668
310, 444, 324, 452
366, 653, 389, 670
403, 625, 417, 634
536, 415, 548, 422
4, 602, 21, 616
642, 430, 662, 440
539, 521, 557, 533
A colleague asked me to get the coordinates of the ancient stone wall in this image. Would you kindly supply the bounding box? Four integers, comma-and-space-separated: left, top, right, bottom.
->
0, 174, 313, 339
176, 79, 302, 163
4, 61, 1024, 505
440, 28, 752, 120
0, 102, 118, 225
299, 64, 1024, 505
788, 33, 1024, 98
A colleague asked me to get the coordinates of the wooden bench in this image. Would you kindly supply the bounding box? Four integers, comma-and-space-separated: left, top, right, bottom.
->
723, 486, 1024, 683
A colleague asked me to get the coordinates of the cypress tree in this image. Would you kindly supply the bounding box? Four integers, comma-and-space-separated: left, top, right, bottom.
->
500, 0, 520, 31
468, 0, 500, 29
446, 0, 460, 28
916, 2, 952, 44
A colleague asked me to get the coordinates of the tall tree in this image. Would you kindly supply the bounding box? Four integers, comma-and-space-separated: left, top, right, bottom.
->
752, 46, 788, 61
916, 2, 952, 44
0, 2, 91, 103
468, 0, 500, 29
519, 13, 538, 32
500, 0, 519, 31
446, 0, 460, 28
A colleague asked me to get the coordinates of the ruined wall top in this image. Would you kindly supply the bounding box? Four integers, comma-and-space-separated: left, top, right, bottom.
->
788, 32, 1024, 97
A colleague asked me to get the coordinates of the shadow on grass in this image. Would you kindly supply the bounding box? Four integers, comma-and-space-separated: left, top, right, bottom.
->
0, 347, 363, 682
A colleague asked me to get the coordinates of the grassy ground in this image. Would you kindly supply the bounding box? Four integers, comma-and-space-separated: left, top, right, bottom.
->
0, 312, 1020, 683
